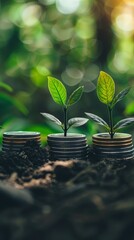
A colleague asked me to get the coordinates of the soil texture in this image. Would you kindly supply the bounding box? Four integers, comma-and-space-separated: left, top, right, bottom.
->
0, 142, 134, 240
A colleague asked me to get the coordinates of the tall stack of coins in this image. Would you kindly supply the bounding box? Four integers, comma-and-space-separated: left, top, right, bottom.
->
92, 133, 134, 160
47, 133, 89, 161
2, 131, 41, 152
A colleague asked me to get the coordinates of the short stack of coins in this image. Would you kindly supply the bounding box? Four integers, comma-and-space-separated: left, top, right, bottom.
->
92, 133, 134, 160
2, 131, 41, 152
47, 134, 89, 161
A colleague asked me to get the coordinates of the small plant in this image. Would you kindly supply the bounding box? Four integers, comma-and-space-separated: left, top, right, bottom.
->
85, 71, 134, 139
41, 77, 88, 136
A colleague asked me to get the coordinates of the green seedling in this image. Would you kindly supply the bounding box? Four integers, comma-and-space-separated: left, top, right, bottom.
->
85, 71, 134, 139
41, 77, 88, 136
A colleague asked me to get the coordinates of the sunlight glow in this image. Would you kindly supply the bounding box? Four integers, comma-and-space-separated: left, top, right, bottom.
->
124, 0, 134, 6
112, 1, 134, 34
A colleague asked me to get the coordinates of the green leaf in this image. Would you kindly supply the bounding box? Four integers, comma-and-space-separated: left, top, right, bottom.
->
97, 71, 115, 105
41, 112, 62, 126
0, 82, 13, 92
113, 118, 134, 131
111, 87, 130, 107
48, 77, 67, 106
85, 112, 110, 130
67, 86, 84, 107
68, 117, 88, 128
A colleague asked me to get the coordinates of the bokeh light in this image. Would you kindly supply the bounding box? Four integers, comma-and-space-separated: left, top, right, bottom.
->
22, 4, 42, 27
56, 0, 80, 14
116, 13, 134, 32
61, 66, 83, 86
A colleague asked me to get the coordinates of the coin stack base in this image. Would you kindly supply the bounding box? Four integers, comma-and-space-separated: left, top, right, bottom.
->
47, 133, 89, 161
92, 133, 134, 160
2, 131, 41, 153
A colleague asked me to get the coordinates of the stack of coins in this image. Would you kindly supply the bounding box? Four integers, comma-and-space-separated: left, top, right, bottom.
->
2, 131, 41, 152
92, 133, 134, 160
47, 133, 89, 161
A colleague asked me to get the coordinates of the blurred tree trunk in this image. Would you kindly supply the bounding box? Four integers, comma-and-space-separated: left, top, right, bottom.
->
92, 0, 114, 65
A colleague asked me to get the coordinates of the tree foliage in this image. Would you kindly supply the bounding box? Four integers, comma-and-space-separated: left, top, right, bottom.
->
0, 0, 133, 139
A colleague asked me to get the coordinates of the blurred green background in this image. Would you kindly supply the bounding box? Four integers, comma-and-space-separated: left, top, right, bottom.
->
0, 0, 134, 145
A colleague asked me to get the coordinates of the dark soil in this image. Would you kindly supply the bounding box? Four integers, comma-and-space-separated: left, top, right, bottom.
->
0, 142, 134, 240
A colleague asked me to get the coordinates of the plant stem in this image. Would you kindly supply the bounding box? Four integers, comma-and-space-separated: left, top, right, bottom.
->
64, 107, 68, 136
108, 106, 114, 139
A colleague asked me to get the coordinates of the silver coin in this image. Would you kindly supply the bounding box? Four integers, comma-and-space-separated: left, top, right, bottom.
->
47, 133, 86, 141
3, 131, 40, 138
